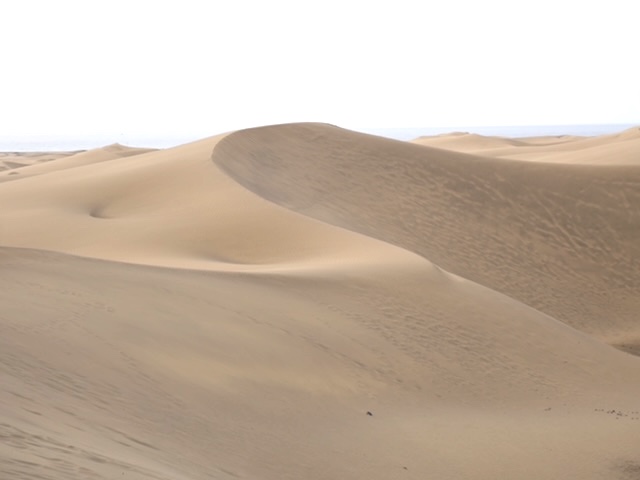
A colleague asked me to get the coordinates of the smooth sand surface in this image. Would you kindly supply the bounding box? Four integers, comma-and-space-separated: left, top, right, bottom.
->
413, 126, 640, 164
0, 151, 78, 172
2, 123, 640, 479
0, 144, 157, 183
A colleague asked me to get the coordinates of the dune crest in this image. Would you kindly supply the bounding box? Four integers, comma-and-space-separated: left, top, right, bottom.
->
212, 123, 640, 344
0, 135, 430, 274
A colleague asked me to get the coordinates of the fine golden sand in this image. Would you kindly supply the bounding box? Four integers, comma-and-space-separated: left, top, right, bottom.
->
2, 124, 640, 479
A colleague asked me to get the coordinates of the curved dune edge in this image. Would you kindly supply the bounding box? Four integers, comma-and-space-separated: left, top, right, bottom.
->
0, 135, 441, 277
212, 123, 640, 345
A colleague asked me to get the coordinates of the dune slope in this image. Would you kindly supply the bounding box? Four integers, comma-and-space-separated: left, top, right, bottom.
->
0, 144, 157, 183
213, 123, 640, 346
413, 126, 640, 164
3, 247, 640, 480
0, 151, 79, 173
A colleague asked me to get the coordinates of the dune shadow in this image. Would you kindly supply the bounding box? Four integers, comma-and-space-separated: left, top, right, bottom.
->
88, 206, 115, 219
614, 459, 640, 479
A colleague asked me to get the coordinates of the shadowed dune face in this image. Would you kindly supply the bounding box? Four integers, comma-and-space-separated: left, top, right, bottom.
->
213, 123, 640, 344
0, 136, 439, 272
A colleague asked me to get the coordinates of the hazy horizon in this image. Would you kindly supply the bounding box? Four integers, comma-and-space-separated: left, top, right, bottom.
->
1, 123, 638, 151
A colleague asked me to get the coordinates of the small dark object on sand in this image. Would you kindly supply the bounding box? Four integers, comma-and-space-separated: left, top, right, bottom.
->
366, 411, 373, 416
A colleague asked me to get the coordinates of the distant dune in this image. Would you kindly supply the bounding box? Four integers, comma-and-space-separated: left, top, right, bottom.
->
1, 124, 640, 480
0, 144, 157, 183
0, 150, 79, 173
413, 126, 640, 164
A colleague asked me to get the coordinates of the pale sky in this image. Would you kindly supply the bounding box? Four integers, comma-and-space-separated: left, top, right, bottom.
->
1, 0, 638, 141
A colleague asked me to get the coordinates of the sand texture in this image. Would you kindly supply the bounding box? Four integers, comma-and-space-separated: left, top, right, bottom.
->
2, 123, 640, 479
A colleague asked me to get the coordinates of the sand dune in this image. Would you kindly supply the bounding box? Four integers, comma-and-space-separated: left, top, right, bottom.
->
411, 131, 533, 151
213, 123, 640, 345
0, 136, 423, 273
0, 151, 78, 173
2, 123, 640, 479
0, 144, 157, 183
413, 126, 640, 164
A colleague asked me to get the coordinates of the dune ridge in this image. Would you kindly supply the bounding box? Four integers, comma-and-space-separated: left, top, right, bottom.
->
212, 123, 640, 345
413, 126, 640, 164
0, 136, 429, 274
0, 144, 157, 183
2, 123, 640, 479
0, 151, 79, 173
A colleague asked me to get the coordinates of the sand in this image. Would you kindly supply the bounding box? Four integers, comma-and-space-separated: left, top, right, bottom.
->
1, 123, 639, 479
412, 126, 640, 164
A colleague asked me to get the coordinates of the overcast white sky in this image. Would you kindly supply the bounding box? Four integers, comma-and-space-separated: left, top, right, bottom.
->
1, 0, 638, 141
